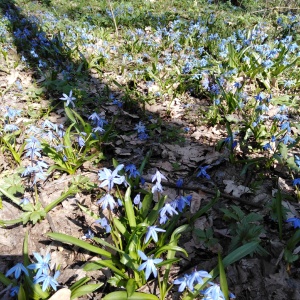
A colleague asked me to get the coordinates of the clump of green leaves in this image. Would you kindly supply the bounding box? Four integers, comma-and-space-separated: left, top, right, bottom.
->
220, 205, 268, 255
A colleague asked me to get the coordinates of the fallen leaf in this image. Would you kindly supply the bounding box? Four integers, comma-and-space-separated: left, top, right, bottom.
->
223, 180, 251, 197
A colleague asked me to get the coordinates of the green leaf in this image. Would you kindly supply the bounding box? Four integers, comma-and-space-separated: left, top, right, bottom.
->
69, 277, 91, 292
84, 260, 128, 279
44, 188, 78, 213
71, 283, 103, 299
18, 284, 27, 300
93, 237, 124, 254
0, 186, 21, 205
77, 203, 99, 220
155, 245, 188, 257
126, 279, 137, 298
47, 232, 112, 258
124, 187, 136, 229
103, 291, 159, 300
113, 218, 130, 241
218, 253, 229, 300
140, 193, 153, 219
279, 143, 288, 160
64, 106, 77, 124
0, 271, 14, 286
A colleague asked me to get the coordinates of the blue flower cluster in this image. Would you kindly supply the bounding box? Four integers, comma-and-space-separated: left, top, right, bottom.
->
5, 252, 60, 295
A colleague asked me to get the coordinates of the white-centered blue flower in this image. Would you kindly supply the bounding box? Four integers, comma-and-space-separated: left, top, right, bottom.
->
202, 282, 225, 300
27, 252, 50, 279
145, 226, 166, 243
59, 90, 76, 108
137, 250, 163, 281
98, 164, 125, 191
97, 193, 117, 210
34, 270, 60, 292
174, 274, 191, 292
151, 170, 167, 184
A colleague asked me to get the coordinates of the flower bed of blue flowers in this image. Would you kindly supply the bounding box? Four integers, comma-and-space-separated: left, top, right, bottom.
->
0, 0, 300, 299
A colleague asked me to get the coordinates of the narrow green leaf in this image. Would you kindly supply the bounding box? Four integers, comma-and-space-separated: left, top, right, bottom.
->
23, 231, 30, 266
0, 271, 14, 286
0, 186, 20, 205
84, 260, 128, 279
18, 284, 27, 300
44, 189, 78, 213
69, 277, 91, 292
1, 218, 23, 226
126, 279, 137, 298
155, 245, 188, 257
218, 253, 229, 300
77, 203, 99, 220
93, 237, 124, 254
47, 232, 112, 258
64, 106, 77, 123
71, 283, 102, 299
113, 218, 130, 241
124, 187, 136, 229
103, 291, 159, 300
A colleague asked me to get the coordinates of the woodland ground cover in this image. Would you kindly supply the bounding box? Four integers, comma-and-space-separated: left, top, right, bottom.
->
0, 0, 300, 299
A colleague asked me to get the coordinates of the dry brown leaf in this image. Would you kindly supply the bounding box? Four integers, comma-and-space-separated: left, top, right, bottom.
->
223, 180, 251, 197
190, 191, 206, 214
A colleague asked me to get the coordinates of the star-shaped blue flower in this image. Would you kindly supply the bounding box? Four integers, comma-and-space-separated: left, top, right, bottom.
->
5, 263, 29, 279
137, 251, 163, 281
286, 217, 300, 229
197, 166, 211, 180
98, 164, 125, 191
27, 253, 50, 279
145, 226, 166, 243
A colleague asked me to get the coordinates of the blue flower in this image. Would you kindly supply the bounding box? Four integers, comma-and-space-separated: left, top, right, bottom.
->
159, 203, 178, 221
27, 253, 50, 279
171, 195, 192, 212
174, 274, 191, 292
133, 193, 142, 209
5, 263, 29, 279
280, 134, 295, 145
197, 166, 211, 179
294, 155, 300, 167
125, 164, 140, 178
97, 193, 117, 210
10, 286, 19, 297
286, 217, 300, 229
263, 143, 272, 151
95, 217, 111, 233
20, 197, 30, 205
138, 132, 149, 140
84, 229, 94, 239
151, 170, 167, 184
34, 270, 60, 292
152, 181, 163, 194
77, 134, 86, 147
59, 90, 76, 108
4, 107, 22, 120
134, 121, 146, 133
202, 282, 225, 300
145, 226, 166, 243
98, 164, 125, 191
4, 124, 19, 132
176, 178, 184, 188
137, 250, 163, 280
188, 270, 212, 289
